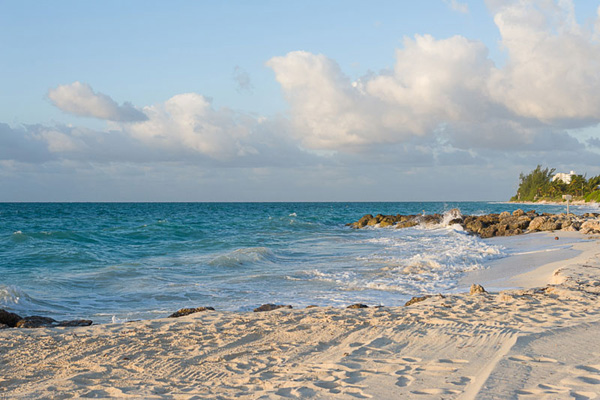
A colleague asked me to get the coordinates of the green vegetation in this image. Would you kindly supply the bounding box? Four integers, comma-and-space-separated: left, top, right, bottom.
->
511, 165, 600, 202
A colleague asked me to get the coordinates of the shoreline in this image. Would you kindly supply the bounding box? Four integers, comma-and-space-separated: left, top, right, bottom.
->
460, 231, 592, 291
2, 233, 600, 398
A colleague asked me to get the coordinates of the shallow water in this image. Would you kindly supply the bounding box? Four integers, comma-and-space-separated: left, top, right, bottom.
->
0, 202, 596, 323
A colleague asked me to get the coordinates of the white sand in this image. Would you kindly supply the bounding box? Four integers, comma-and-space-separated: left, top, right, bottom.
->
1, 232, 600, 399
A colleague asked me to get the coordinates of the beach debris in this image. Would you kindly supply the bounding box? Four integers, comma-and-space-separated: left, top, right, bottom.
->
404, 295, 431, 307
0, 323, 9, 329
0, 309, 22, 327
346, 304, 368, 309
306, 305, 319, 308
470, 284, 487, 295
253, 304, 293, 312
169, 307, 215, 318
555, 236, 559, 240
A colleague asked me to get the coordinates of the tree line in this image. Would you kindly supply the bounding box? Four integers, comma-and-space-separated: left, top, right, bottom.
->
511, 165, 600, 202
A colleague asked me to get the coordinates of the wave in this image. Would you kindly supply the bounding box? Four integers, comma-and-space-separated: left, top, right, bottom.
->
208, 247, 278, 268
0, 284, 31, 307
0, 284, 60, 315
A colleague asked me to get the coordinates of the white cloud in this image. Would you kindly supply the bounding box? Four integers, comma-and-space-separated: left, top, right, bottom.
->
267, 35, 493, 150
267, 0, 600, 152
121, 93, 257, 160
48, 81, 147, 122
444, 0, 469, 14
488, 0, 600, 124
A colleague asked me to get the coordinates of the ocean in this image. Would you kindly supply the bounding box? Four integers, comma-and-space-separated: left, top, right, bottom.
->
1, 201, 596, 324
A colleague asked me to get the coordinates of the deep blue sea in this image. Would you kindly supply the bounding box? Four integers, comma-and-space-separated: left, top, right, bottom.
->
1, 202, 596, 323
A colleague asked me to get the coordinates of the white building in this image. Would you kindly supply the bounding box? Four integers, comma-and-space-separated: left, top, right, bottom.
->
552, 170, 576, 184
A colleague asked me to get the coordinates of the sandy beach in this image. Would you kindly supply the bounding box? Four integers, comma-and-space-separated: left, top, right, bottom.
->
2, 232, 600, 399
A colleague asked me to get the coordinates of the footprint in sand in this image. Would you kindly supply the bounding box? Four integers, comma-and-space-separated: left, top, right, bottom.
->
395, 375, 415, 387
569, 390, 598, 400
410, 388, 460, 395
508, 355, 558, 363
575, 365, 600, 374
448, 376, 472, 386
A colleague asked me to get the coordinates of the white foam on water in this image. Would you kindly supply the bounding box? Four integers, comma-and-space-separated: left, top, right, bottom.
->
0, 284, 27, 306
300, 225, 505, 299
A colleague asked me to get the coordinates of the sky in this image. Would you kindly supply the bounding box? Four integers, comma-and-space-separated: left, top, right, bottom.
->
1, 0, 600, 202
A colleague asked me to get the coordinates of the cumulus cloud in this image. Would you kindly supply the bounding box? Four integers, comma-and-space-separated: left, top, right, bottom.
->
488, 0, 600, 125
48, 81, 147, 122
120, 93, 259, 160
267, 0, 600, 153
267, 35, 494, 150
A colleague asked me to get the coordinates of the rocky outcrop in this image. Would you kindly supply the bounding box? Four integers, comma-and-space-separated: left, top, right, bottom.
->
346, 304, 368, 309
253, 304, 293, 312
404, 295, 431, 307
1, 309, 93, 329
0, 309, 22, 328
16, 316, 58, 328
57, 320, 93, 327
348, 209, 600, 239
581, 219, 600, 234
169, 307, 215, 318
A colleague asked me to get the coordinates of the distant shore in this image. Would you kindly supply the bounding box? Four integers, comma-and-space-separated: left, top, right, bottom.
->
1, 231, 600, 398
508, 199, 597, 206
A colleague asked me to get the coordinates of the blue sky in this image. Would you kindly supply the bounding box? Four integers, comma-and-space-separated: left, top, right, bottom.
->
1, 0, 600, 201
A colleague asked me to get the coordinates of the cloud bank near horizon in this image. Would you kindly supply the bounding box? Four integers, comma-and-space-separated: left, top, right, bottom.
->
3, 0, 600, 200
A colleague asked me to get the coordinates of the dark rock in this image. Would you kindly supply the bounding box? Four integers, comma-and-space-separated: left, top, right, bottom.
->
470, 284, 486, 295
253, 304, 292, 312
539, 221, 560, 231
509, 216, 532, 230
16, 316, 58, 328
422, 214, 442, 225
465, 219, 485, 234
169, 307, 215, 318
58, 319, 93, 327
480, 226, 498, 238
346, 304, 368, 309
306, 305, 319, 308
357, 214, 374, 228
581, 220, 600, 234
396, 220, 418, 229
404, 295, 431, 307
528, 216, 547, 231
0, 309, 22, 328
379, 217, 396, 228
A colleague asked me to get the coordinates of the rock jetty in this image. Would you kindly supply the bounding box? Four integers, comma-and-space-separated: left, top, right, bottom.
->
348, 209, 600, 238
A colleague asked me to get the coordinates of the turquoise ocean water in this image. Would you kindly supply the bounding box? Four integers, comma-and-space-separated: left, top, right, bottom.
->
0, 202, 595, 323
